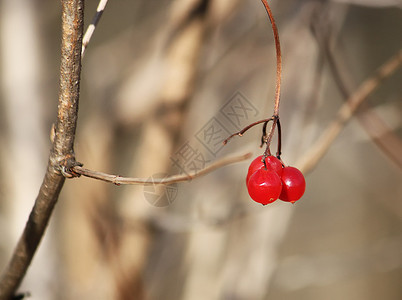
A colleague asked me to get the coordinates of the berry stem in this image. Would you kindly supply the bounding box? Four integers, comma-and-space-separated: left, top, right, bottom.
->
260, 0, 282, 159
260, 120, 269, 147
223, 1, 283, 155
276, 118, 282, 158
223, 117, 275, 145
260, 0, 282, 117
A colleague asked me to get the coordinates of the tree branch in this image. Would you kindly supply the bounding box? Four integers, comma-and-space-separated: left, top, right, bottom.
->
0, 1, 84, 299
72, 152, 252, 185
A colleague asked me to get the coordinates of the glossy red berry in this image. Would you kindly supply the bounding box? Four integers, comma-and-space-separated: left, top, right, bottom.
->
279, 166, 305, 203
246, 155, 283, 183
247, 168, 282, 205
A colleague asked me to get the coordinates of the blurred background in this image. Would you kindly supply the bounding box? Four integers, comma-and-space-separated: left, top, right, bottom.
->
1, 0, 401, 299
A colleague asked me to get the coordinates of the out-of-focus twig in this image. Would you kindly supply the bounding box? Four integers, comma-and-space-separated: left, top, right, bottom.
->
296, 48, 402, 173
332, 0, 402, 8
82, 0, 109, 57
72, 152, 252, 185
0, 1, 84, 299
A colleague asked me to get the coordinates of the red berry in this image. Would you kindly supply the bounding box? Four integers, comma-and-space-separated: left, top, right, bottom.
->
247, 168, 282, 205
246, 155, 283, 183
279, 166, 306, 203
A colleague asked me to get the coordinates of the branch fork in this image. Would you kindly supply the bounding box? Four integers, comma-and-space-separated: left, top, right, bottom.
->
58, 155, 83, 178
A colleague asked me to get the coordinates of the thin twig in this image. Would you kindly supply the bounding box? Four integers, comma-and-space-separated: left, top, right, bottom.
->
297, 49, 402, 174
223, 118, 274, 145
0, 1, 84, 299
260, 0, 282, 157
72, 152, 252, 185
223, 1, 283, 156
260, 0, 281, 117
81, 0, 109, 57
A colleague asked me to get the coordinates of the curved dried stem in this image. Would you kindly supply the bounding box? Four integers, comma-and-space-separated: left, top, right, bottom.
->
260, 0, 282, 157
223, 1, 283, 156
223, 118, 274, 145
260, 0, 281, 117
71, 152, 252, 185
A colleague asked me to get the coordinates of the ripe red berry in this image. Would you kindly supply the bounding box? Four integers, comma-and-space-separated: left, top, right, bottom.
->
247, 168, 282, 205
279, 166, 305, 203
246, 155, 283, 183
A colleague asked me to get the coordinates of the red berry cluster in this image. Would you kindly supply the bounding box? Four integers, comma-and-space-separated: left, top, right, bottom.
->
246, 155, 305, 205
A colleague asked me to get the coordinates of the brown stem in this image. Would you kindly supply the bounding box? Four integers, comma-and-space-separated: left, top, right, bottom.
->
260, 0, 281, 117
223, 1, 282, 156
260, 0, 282, 156
0, 1, 84, 299
71, 152, 252, 185
223, 118, 274, 145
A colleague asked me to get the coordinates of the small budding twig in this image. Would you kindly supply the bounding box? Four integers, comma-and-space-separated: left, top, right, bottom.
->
223, 0, 283, 160
81, 0, 109, 57
71, 152, 252, 185
223, 118, 275, 145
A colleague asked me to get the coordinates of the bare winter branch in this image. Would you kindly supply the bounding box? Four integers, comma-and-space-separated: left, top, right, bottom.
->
72, 152, 252, 185
0, 0, 84, 298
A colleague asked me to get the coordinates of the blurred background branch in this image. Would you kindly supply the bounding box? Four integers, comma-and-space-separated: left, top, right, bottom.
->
81, 0, 109, 57
310, 5, 402, 168
297, 48, 402, 173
